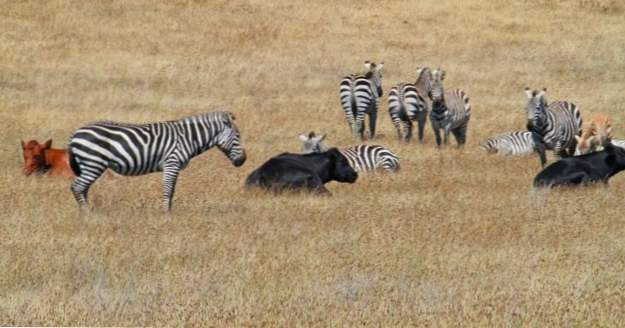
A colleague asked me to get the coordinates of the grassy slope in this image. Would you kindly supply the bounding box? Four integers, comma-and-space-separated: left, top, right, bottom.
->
2, 0, 625, 325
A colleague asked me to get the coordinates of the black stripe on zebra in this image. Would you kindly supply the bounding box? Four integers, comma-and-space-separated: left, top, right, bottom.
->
388, 67, 432, 142
524, 87, 582, 166
339, 61, 384, 140
428, 68, 471, 147
68, 111, 246, 212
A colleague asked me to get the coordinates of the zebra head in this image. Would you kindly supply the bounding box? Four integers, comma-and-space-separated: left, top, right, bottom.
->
429, 68, 446, 111
364, 61, 384, 97
298, 131, 328, 154
524, 87, 548, 130
216, 112, 246, 167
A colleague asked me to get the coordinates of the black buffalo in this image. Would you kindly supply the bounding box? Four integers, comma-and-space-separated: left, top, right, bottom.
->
534, 143, 625, 187
245, 148, 358, 193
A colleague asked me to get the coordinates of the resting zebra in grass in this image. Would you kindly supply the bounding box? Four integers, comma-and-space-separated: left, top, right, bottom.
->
428, 68, 471, 148
388, 67, 432, 142
298, 132, 399, 172
339, 61, 384, 140
480, 131, 535, 156
68, 111, 246, 212
574, 113, 612, 155
524, 87, 582, 166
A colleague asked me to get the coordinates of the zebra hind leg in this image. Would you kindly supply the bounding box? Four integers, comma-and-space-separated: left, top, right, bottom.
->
452, 124, 468, 148
368, 111, 377, 139
402, 120, 413, 142
417, 111, 426, 143
70, 164, 107, 210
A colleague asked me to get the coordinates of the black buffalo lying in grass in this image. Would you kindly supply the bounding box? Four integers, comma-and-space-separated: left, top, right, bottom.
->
534, 143, 625, 187
245, 148, 358, 193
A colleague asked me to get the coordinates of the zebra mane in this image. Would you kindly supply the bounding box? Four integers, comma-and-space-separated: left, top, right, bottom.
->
415, 67, 432, 94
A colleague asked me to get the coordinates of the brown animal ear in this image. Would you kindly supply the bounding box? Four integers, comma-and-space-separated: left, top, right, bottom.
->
43, 139, 52, 149
21, 140, 25, 149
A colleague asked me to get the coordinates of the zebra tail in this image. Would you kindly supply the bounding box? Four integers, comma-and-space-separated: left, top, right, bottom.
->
68, 145, 81, 176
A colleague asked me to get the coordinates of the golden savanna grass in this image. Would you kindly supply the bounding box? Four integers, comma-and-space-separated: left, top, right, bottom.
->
2, 0, 625, 325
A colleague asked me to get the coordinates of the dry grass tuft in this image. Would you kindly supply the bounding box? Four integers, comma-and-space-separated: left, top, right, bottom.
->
2, 0, 625, 325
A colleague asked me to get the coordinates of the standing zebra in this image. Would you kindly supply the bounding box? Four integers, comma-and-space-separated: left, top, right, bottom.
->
68, 111, 246, 212
480, 131, 535, 156
524, 87, 582, 166
298, 132, 399, 172
428, 69, 471, 147
388, 67, 432, 142
339, 61, 384, 140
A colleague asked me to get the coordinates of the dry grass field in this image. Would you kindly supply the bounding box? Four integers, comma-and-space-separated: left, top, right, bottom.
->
3, 0, 625, 325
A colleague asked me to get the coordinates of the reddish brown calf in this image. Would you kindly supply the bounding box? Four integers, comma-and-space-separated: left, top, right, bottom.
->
21, 139, 73, 177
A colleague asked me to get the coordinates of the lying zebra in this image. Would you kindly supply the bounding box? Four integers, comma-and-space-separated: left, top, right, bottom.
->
480, 131, 535, 156
298, 132, 399, 172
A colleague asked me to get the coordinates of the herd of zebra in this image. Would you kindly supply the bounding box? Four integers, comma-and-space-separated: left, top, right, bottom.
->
63, 61, 622, 211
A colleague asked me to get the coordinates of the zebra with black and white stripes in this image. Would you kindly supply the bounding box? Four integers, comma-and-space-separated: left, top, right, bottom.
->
339, 61, 384, 140
68, 111, 246, 211
480, 131, 535, 156
388, 67, 432, 142
428, 68, 471, 147
298, 132, 399, 172
524, 87, 582, 166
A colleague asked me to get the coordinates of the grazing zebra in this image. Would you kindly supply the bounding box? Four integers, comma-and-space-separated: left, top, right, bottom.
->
428, 68, 471, 147
480, 131, 535, 156
524, 87, 582, 166
68, 111, 246, 212
388, 67, 432, 142
298, 132, 399, 172
339, 61, 384, 140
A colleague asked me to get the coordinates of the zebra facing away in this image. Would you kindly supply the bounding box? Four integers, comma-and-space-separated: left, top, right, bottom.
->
428, 68, 471, 148
339, 61, 384, 140
68, 111, 246, 212
524, 87, 582, 166
480, 131, 535, 156
298, 132, 399, 172
388, 67, 432, 142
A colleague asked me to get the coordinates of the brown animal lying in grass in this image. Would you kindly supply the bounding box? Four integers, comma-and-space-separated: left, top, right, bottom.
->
575, 113, 612, 155
21, 139, 73, 177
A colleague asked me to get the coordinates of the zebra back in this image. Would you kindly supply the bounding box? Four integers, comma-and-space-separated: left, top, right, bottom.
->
340, 144, 400, 172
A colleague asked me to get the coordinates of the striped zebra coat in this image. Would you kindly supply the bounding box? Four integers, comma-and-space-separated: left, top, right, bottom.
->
525, 88, 582, 166
480, 131, 535, 156
428, 69, 471, 147
68, 111, 246, 211
388, 67, 432, 142
298, 132, 399, 172
339, 61, 384, 140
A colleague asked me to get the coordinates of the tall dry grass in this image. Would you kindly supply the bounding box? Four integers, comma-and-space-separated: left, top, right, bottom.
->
2, 0, 625, 325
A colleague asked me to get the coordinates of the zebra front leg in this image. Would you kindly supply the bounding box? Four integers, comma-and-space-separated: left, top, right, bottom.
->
162, 162, 181, 212
431, 120, 442, 148
443, 125, 451, 146
531, 133, 547, 167
70, 166, 106, 210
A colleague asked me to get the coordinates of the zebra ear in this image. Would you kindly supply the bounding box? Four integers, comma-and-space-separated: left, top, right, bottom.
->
524, 87, 533, 99
364, 61, 372, 70
299, 134, 309, 142
537, 88, 547, 98
377, 62, 384, 70
43, 139, 52, 149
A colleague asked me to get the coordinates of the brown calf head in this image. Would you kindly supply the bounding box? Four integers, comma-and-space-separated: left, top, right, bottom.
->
21, 139, 52, 176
